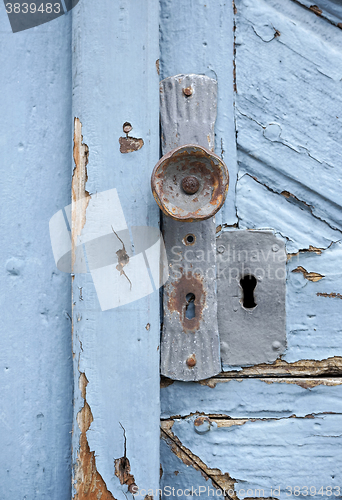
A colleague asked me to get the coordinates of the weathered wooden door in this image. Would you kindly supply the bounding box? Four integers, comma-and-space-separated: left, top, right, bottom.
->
159, 1, 342, 500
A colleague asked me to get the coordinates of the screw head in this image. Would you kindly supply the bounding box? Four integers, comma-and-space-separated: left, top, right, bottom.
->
221, 341, 229, 355
217, 245, 225, 254
181, 176, 200, 195
194, 416, 211, 434
183, 86, 193, 97
272, 244, 279, 252
272, 341, 282, 350
123, 122, 133, 134
186, 354, 196, 367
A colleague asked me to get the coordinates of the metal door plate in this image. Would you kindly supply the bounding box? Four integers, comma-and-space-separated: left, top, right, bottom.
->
217, 230, 286, 367
159, 74, 223, 381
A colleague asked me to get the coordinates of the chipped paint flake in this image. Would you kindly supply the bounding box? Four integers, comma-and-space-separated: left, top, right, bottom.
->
292, 266, 324, 282
317, 292, 342, 300
72, 118, 90, 271
161, 421, 237, 497
119, 136, 144, 154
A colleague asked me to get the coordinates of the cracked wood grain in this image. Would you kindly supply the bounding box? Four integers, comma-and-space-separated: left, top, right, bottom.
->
161, 421, 237, 500
161, 420, 281, 500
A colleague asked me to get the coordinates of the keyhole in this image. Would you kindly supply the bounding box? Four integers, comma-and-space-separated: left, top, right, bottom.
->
185, 293, 196, 320
240, 275, 257, 309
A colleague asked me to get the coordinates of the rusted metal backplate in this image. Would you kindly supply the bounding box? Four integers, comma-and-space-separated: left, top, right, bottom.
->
151, 144, 229, 222
217, 230, 286, 367
160, 75, 222, 381
161, 217, 221, 380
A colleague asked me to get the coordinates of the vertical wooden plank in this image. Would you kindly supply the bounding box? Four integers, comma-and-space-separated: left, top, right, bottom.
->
159, 0, 237, 226
71, 0, 160, 498
0, 8, 72, 500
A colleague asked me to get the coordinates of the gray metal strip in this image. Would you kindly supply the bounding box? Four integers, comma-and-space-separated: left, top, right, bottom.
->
217, 230, 286, 368
160, 75, 221, 381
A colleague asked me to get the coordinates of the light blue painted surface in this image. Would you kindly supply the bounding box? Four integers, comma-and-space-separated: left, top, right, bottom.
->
161, 378, 342, 419
71, 0, 160, 497
171, 413, 342, 500
296, 0, 342, 25
227, 0, 342, 368
160, 0, 237, 226
286, 241, 342, 362
0, 7, 73, 500
235, 0, 342, 233
160, 437, 212, 499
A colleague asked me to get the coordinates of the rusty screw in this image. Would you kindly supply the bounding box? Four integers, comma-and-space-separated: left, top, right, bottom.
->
128, 483, 138, 494
186, 354, 196, 368
183, 86, 193, 97
181, 176, 200, 195
123, 122, 133, 134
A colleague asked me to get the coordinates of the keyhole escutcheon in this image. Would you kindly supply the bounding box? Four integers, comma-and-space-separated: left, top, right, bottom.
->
240, 275, 257, 309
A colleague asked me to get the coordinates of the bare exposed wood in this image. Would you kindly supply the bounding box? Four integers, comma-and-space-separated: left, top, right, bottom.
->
292, 266, 324, 282
74, 373, 115, 500
72, 118, 90, 270
216, 358, 342, 378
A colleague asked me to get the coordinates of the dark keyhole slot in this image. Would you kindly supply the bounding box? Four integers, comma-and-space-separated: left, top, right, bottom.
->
187, 235, 194, 244
240, 275, 257, 309
185, 293, 196, 320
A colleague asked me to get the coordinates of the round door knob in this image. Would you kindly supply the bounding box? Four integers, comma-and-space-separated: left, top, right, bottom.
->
151, 144, 229, 222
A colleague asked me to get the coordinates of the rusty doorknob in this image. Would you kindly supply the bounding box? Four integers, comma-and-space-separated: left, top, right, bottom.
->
151, 144, 229, 222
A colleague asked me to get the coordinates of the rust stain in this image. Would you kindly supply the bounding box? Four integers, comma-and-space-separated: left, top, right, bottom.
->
309, 5, 322, 15
292, 266, 324, 282
194, 416, 210, 427
161, 421, 237, 497
74, 373, 115, 499
317, 292, 342, 300
338, 23, 342, 30
156, 59, 160, 75
168, 273, 206, 332
119, 136, 144, 154
72, 118, 90, 271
